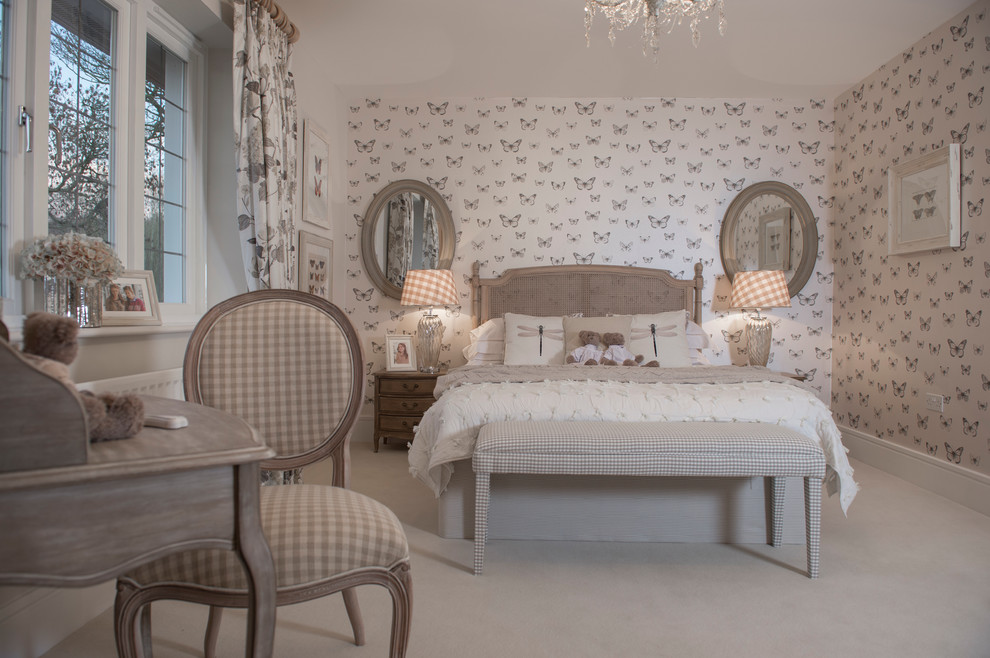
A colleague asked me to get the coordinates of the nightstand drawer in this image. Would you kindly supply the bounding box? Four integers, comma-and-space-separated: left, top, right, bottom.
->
378, 415, 422, 433
378, 377, 437, 396
378, 396, 435, 415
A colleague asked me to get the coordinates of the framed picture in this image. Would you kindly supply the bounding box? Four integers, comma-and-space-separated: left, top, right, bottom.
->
888, 144, 961, 255
758, 207, 791, 270
298, 230, 333, 301
385, 334, 416, 372
302, 119, 331, 229
102, 270, 162, 326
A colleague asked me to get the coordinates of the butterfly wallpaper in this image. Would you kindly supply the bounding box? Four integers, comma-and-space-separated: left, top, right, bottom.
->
831, 5, 988, 476
344, 96, 836, 404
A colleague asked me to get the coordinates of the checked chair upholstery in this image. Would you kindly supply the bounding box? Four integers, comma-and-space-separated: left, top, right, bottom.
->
114, 290, 411, 657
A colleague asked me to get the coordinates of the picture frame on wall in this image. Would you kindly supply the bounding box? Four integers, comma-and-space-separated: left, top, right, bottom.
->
298, 230, 333, 301
758, 207, 791, 271
385, 334, 416, 372
888, 144, 961, 256
302, 119, 331, 229
102, 270, 162, 326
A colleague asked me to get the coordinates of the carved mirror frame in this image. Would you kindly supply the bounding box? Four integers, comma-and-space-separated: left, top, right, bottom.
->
719, 180, 819, 297
360, 179, 455, 300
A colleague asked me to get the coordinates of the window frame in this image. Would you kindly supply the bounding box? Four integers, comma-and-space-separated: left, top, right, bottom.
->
2, 0, 207, 328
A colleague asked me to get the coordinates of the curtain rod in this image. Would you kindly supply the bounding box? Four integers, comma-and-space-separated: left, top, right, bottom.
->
253, 0, 300, 43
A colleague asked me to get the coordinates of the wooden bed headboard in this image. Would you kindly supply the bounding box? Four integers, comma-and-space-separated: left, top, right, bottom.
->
470, 262, 704, 327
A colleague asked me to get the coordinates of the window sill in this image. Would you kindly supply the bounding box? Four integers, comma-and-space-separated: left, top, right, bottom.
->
77, 321, 198, 340
7, 319, 198, 344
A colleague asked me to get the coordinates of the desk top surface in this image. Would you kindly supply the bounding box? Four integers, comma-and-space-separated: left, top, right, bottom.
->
0, 396, 275, 491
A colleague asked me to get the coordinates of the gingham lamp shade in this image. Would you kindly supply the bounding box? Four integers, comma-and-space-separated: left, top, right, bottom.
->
730, 270, 792, 310
400, 269, 458, 307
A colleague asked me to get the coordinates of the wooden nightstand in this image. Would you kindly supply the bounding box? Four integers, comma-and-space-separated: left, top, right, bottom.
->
373, 370, 443, 452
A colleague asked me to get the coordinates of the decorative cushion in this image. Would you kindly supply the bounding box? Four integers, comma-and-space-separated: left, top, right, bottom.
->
502, 313, 565, 365
562, 315, 632, 354
122, 485, 409, 591
625, 311, 693, 367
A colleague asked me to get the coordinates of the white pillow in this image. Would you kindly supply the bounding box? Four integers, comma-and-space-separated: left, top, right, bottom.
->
686, 318, 711, 350
462, 318, 505, 365
503, 313, 565, 365
626, 311, 693, 367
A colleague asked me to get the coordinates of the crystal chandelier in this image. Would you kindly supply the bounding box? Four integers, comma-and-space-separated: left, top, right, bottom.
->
585, 0, 726, 57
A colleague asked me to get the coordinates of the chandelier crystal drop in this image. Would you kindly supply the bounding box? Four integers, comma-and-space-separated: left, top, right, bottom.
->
585, 0, 726, 57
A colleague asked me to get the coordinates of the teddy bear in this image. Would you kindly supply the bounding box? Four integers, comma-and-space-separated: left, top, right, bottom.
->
566, 329, 604, 365
17, 312, 145, 442
600, 332, 659, 367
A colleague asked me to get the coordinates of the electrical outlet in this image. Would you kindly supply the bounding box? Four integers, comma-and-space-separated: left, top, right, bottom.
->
925, 393, 944, 412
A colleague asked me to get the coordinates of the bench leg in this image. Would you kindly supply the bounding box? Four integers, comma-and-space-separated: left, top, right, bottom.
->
768, 477, 785, 548
805, 477, 823, 579
474, 471, 491, 575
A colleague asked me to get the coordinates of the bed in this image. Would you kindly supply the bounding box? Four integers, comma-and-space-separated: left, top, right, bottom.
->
408, 262, 857, 543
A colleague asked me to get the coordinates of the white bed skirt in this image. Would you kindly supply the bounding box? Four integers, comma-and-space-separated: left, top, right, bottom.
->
437, 459, 809, 544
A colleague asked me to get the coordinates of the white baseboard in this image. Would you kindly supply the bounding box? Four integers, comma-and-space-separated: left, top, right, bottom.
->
840, 425, 990, 518
0, 583, 113, 658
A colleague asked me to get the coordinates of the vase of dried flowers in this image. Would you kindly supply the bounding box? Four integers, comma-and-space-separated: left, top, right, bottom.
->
21, 233, 123, 328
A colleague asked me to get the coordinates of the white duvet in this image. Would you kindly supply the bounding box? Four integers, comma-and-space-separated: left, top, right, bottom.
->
408, 378, 858, 514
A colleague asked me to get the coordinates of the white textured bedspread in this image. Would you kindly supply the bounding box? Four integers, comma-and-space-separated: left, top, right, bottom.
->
408, 366, 858, 514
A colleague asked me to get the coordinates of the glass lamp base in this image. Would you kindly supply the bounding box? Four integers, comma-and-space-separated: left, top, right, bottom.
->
745, 315, 772, 367
416, 313, 444, 373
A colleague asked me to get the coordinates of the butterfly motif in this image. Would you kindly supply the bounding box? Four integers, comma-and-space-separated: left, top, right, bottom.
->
722, 329, 742, 343
500, 139, 521, 152
724, 102, 745, 116
573, 252, 595, 265
426, 101, 448, 116
574, 177, 596, 190
947, 338, 967, 357
354, 139, 375, 153
575, 101, 596, 115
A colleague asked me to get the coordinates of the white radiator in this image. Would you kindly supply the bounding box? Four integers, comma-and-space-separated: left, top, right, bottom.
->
77, 367, 184, 400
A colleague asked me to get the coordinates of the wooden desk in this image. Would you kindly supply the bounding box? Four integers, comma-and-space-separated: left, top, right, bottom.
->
0, 396, 277, 658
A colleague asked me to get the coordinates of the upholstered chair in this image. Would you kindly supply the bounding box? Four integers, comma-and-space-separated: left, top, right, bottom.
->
114, 290, 411, 657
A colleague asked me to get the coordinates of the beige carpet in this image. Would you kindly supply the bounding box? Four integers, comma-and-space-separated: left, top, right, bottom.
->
43, 441, 990, 658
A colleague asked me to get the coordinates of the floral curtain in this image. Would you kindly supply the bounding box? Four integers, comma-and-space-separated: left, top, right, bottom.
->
385, 193, 413, 287
422, 199, 439, 267
233, 0, 298, 290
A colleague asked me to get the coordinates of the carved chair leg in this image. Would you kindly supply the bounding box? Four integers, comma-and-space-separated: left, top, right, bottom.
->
388, 563, 413, 658
114, 583, 144, 658
204, 605, 223, 658
342, 588, 365, 646
139, 605, 152, 658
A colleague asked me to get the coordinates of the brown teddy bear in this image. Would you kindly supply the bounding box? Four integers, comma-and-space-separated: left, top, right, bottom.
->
600, 332, 659, 367
566, 330, 604, 365
19, 312, 145, 442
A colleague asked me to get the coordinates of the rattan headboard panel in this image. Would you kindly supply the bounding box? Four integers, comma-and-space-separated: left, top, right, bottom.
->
471, 263, 704, 326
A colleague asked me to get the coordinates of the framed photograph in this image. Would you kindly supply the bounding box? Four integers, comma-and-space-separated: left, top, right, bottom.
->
758, 207, 791, 270
102, 270, 162, 326
385, 334, 416, 372
888, 144, 961, 255
302, 119, 331, 229
298, 230, 333, 301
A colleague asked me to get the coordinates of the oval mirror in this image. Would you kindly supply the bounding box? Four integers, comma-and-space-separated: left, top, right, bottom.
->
360, 179, 455, 300
719, 181, 819, 297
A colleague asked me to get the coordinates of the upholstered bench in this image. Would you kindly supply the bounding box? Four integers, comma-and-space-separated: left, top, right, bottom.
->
472, 420, 826, 578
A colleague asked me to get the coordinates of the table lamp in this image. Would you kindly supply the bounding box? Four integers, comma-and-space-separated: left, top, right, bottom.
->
400, 269, 458, 373
730, 270, 791, 367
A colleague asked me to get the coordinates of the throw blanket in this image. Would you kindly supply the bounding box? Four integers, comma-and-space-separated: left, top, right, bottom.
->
409, 365, 858, 514
432, 364, 814, 397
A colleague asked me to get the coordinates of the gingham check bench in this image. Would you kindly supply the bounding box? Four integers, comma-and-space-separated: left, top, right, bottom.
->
472, 420, 826, 578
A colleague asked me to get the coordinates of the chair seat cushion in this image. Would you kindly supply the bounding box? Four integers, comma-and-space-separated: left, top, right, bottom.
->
125, 485, 409, 591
